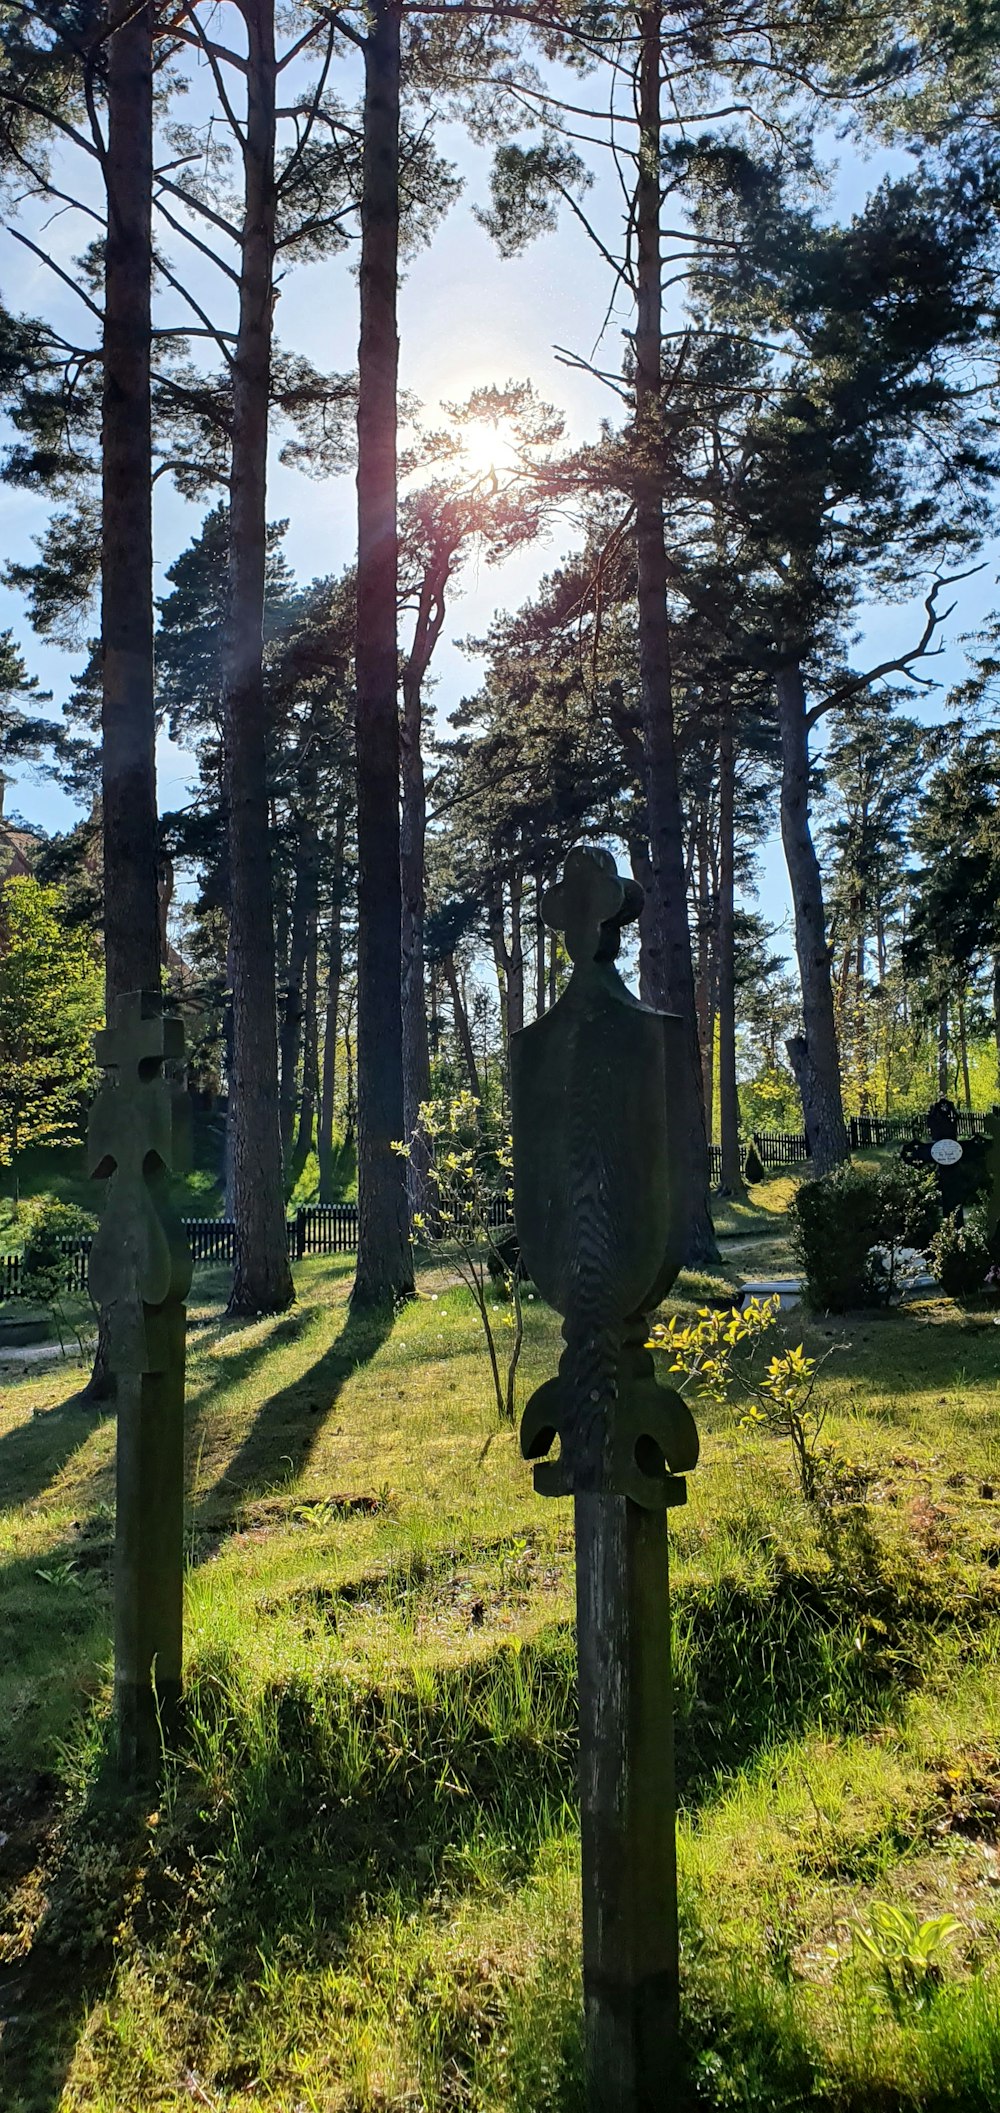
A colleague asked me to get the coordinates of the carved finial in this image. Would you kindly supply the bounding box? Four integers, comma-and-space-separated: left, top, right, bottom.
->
541, 845, 643, 966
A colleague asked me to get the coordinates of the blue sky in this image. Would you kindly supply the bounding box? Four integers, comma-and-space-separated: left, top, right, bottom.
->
1, 50, 995, 960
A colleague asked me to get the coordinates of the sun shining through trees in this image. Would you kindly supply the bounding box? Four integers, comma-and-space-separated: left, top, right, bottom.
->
452, 408, 522, 484
5, 0, 1000, 2100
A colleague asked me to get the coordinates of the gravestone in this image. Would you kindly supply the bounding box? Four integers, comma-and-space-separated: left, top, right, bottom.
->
511, 845, 699, 2113
899, 1096, 988, 1221
88, 990, 192, 1776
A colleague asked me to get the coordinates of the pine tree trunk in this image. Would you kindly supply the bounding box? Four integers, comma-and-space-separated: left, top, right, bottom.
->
343, 985, 357, 1146
488, 883, 511, 1051
400, 635, 432, 1144
628, 836, 658, 1007
776, 661, 848, 1175
223, 0, 293, 1315
507, 868, 525, 1038
938, 995, 950, 1097
279, 829, 318, 1162
353, 0, 413, 1305
85, 0, 160, 1409
318, 804, 346, 1203
958, 993, 972, 1111
535, 875, 546, 1019
695, 805, 713, 1134
717, 707, 746, 1199
633, 2, 717, 1265
290, 902, 319, 1189
993, 960, 1000, 1095
444, 954, 481, 1096
101, 0, 159, 1003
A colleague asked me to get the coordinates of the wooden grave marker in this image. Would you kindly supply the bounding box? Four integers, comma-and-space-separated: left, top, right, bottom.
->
899, 1095, 989, 1220
510, 845, 699, 2112
88, 989, 192, 1776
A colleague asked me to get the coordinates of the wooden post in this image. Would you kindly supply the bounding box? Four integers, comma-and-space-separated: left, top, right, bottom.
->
510, 846, 699, 2109
577, 1496, 680, 2104
88, 990, 192, 1777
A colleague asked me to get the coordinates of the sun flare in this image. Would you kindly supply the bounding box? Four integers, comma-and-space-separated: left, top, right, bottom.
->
457, 413, 520, 482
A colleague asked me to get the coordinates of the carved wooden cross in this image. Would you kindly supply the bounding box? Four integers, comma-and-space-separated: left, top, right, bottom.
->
511, 845, 698, 2111
88, 990, 192, 1776
900, 1097, 989, 1223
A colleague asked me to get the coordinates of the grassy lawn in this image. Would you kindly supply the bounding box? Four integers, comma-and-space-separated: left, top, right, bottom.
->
3, 1182, 1000, 2108
0, 1139, 224, 1252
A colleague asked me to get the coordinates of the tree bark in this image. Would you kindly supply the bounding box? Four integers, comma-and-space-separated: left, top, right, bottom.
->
400, 583, 438, 1144
958, 993, 972, 1111
993, 960, 1000, 1095
488, 881, 511, 1051
443, 953, 481, 1097
353, 0, 413, 1304
938, 993, 950, 1097
343, 982, 357, 1147
279, 825, 318, 1162
534, 874, 546, 1019
318, 802, 347, 1203
101, 0, 160, 1002
85, 0, 161, 1410
507, 868, 525, 1038
633, 3, 718, 1264
290, 899, 319, 1190
717, 707, 746, 1199
694, 802, 714, 1137
222, 0, 293, 1314
776, 661, 848, 1175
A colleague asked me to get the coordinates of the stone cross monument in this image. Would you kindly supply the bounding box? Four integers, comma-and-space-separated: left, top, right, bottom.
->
88, 990, 192, 1776
510, 845, 699, 2112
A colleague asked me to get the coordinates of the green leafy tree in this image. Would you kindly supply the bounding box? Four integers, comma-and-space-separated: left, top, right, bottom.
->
0, 876, 103, 1201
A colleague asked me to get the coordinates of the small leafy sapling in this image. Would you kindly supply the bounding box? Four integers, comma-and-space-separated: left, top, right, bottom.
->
649, 1295, 839, 1502
395, 1092, 524, 1423
847, 1904, 965, 2018
19, 1198, 99, 1360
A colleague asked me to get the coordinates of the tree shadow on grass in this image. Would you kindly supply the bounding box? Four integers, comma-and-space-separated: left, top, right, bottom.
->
0, 1552, 962, 2113
0, 1515, 985, 2113
0, 1380, 112, 1516
0, 1708, 159, 2113
194, 1298, 395, 1530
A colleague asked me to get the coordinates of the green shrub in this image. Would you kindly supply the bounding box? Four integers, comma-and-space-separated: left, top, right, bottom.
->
793, 1165, 883, 1310
21, 1196, 96, 1278
792, 1160, 940, 1312
874, 1159, 941, 1254
19, 1196, 98, 1354
928, 1213, 991, 1299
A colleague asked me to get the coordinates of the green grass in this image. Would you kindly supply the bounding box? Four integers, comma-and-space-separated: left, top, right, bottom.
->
0, 1136, 224, 1252
713, 1170, 803, 1275
3, 1220, 1000, 2108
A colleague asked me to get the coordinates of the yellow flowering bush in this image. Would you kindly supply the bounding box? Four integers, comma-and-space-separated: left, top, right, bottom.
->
648, 1296, 834, 1502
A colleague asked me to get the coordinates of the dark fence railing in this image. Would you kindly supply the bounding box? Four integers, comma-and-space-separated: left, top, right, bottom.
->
0, 1198, 519, 1304
848, 1112, 992, 1149
749, 1129, 810, 1168
4, 1119, 995, 1299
